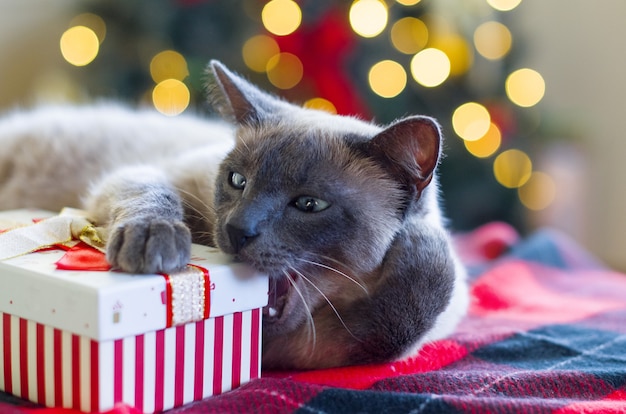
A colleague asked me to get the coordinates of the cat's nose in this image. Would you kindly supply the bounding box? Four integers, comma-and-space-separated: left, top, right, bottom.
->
226, 223, 259, 254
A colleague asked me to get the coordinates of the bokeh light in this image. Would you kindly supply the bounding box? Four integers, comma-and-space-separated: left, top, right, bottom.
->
368, 60, 407, 98
349, 0, 388, 38
69, 13, 106, 44
390, 17, 428, 55
60, 26, 100, 67
474, 21, 512, 60
487, 0, 523, 12
396, 0, 421, 4
493, 149, 533, 188
464, 122, 502, 158
410, 48, 450, 87
304, 98, 337, 114
152, 79, 190, 116
149, 50, 189, 83
266, 53, 303, 89
242, 35, 280, 72
430, 33, 473, 76
506, 68, 545, 107
518, 171, 556, 210
452, 102, 491, 141
261, 0, 302, 36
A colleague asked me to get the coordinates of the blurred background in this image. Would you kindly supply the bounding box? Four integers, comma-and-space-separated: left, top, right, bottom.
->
0, 0, 624, 271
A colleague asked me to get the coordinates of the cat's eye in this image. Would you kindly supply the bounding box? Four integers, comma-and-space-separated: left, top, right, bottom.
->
292, 196, 330, 213
229, 171, 247, 189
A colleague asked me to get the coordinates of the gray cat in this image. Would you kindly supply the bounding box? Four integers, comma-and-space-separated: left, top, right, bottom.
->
0, 61, 468, 369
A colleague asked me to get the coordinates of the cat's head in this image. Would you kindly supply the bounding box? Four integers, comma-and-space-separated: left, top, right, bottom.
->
207, 61, 442, 337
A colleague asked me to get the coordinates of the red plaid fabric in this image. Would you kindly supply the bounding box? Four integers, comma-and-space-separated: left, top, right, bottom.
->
3, 223, 626, 413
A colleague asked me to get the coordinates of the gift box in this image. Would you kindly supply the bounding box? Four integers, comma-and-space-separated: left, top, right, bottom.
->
0, 209, 268, 413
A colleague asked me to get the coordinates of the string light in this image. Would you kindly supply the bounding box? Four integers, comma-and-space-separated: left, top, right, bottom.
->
396, 0, 421, 5
464, 122, 502, 158
429, 33, 473, 76
452, 102, 491, 141
474, 21, 512, 60
261, 0, 302, 36
60, 26, 100, 66
242, 35, 280, 72
410, 48, 450, 87
493, 149, 533, 188
304, 98, 337, 114
518, 171, 556, 211
390, 17, 428, 55
149, 50, 189, 83
506, 68, 545, 107
368, 60, 407, 98
266, 53, 303, 89
152, 79, 190, 116
487, 0, 523, 12
349, 0, 388, 38
69, 13, 106, 44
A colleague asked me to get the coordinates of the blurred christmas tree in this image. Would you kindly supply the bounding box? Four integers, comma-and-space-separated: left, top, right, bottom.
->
60, 0, 553, 232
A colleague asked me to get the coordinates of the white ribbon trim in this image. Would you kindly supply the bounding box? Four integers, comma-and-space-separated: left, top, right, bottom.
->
0, 208, 106, 261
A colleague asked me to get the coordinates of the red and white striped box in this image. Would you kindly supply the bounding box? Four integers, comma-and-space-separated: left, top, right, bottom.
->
0, 209, 268, 413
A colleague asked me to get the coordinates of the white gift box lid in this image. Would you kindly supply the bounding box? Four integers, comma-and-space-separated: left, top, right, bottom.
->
0, 209, 268, 341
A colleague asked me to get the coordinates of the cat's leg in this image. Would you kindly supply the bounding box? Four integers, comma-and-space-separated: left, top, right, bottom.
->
84, 166, 191, 274
262, 221, 466, 369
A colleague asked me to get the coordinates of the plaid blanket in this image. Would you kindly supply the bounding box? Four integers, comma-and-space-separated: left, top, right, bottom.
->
3, 222, 626, 413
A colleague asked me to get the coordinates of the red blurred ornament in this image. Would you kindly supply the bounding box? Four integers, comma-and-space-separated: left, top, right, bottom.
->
271, 8, 371, 118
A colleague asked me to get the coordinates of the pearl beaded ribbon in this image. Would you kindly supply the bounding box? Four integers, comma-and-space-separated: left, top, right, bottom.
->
163, 264, 211, 327
0, 208, 211, 326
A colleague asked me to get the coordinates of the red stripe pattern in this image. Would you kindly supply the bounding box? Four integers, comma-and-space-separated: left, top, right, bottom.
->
0, 309, 262, 413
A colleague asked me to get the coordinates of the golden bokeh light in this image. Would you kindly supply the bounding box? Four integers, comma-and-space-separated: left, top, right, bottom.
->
487, 0, 523, 12
349, 0, 388, 38
69, 13, 106, 44
493, 149, 533, 188
304, 97, 337, 114
149, 50, 189, 83
368, 60, 407, 98
430, 33, 473, 76
266, 53, 303, 89
396, 0, 421, 4
390, 17, 428, 55
152, 79, 190, 116
410, 48, 450, 87
60, 26, 100, 67
464, 122, 502, 158
261, 0, 302, 36
518, 171, 556, 211
474, 21, 512, 60
242, 35, 280, 72
452, 102, 491, 141
506, 68, 545, 107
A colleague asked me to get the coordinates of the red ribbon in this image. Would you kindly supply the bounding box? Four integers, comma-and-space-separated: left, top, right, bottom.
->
55, 242, 111, 271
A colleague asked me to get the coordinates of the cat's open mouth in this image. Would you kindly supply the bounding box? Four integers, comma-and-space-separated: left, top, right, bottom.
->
263, 273, 297, 322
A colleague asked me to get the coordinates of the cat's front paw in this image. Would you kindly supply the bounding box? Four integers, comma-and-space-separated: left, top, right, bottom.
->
106, 218, 192, 274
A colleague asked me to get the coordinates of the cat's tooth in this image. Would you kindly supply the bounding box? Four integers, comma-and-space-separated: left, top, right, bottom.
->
268, 307, 278, 317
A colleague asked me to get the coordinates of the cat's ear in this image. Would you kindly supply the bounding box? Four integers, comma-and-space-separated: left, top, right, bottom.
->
368, 116, 441, 193
207, 60, 287, 124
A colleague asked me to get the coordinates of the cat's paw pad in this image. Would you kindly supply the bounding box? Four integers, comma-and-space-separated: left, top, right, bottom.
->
106, 218, 192, 274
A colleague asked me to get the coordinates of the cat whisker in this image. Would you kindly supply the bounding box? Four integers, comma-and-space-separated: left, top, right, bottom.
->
178, 188, 216, 215
283, 268, 316, 349
291, 267, 362, 343
297, 257, 368, 295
